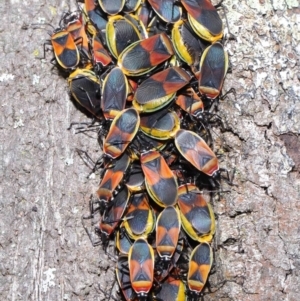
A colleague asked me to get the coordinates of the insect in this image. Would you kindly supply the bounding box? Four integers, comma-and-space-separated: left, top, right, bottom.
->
122, 193, 155, 240
155, 206, 184, 280
103, 108, 140, 159
118, 33, 174, 76
128, 238, 155, 298
141, 150, 178, 207
125, 165, 146, 193
106, 15, 144, 58
65, 15, 90, 60
96, 152, 131, 205
140, 108, 180, 140
181, 0, 224, 42
101, 67, 128, 120
98, 186, 131, 248
67, 68, 102, 118
36, 21, 80, 70
116, 226, 134, 255
148, 0, 182, 23
175, 87, 204, 118
155, 206, 181, 262
116, 255, 137, 301
174, 129, 219, 177
83, 0, 107, 37
91, 35, 112, 72
187, 242, 213, 300
198, 42, 229, 100
82, 186, 130, 248
177, 183, 215, 243
132, 67, 191, 113
124, 13, 148, 39
172, 19, 205, 67
153, 276, 186, 301
136, 0, 152, 28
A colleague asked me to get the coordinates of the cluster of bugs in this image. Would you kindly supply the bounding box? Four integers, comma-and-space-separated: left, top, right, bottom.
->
38, 0, 235, 300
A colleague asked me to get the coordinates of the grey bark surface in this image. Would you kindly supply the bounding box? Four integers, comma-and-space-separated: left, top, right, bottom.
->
0, 0, 299, 300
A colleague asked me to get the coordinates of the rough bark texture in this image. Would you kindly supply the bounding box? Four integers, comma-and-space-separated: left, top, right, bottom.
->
0, 0, 299, 300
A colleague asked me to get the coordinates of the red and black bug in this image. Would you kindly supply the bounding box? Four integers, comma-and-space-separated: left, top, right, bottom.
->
140, 108, 180, 140
82, 186, 131, 248
106, 15, 144, 59
155, 206, 184, 280
136, 0, 152, 28
91, 35, 112, 72
65, 15, 90, 61
177, 183, 215, 243
153, 276, 186, 301
155, 206, 181, 262
118, 33, 174, 76
128, 238, 155, 299
83, 0, 107, 38
175, 87, 204, 118
132, 66, 191, 113
148, 0, 182, 23
187, 243, 213, 300
174, 129, 219, 177
141, 150, 178, 207
198, 42, 228, 100
37, 20, 80, 70
103, 108, 140, 159
98, 186, 131, 247
96, 152, 131, 205
116, 255, 137, 301
172, 19, 206, 67
181, 0, 224, 42
101, 67, 128, 120
116, 226, 134, 255
125, 164, 146, 193
68, 68, 102, 118
122, 193, 155, 240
